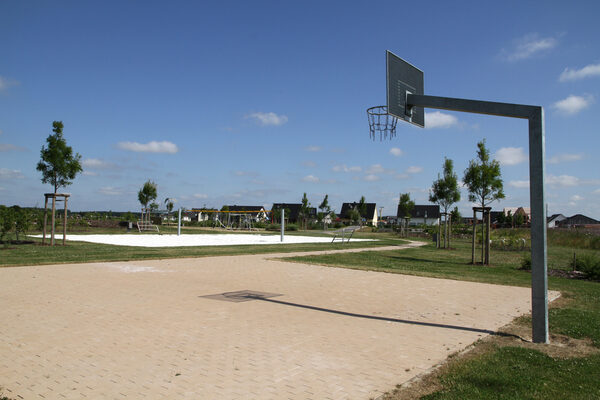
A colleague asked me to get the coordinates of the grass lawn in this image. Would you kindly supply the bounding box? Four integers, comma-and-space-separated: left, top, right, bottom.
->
287, 238, 600, 399
0, 228, 402, 267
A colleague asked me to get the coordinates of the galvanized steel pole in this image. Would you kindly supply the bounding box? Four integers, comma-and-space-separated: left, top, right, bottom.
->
407, 94, 548, 343
281, 209, 285, 242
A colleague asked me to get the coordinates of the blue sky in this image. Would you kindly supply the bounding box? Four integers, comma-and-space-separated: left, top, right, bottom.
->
1, 1, 599, 218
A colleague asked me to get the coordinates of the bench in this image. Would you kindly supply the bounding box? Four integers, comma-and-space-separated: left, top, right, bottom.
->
330, 226, 361, 243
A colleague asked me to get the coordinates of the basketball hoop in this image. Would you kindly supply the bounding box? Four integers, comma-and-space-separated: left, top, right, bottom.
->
367, 105, 398, 141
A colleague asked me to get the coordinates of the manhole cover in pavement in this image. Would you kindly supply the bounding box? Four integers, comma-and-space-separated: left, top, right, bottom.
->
200, 290, 282, 303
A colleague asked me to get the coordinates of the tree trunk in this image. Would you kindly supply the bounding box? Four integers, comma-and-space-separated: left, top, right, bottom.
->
448, 214, 452, 248
51, 194, 56, 246
485, 210, 491, 265
471, 208, 476, 264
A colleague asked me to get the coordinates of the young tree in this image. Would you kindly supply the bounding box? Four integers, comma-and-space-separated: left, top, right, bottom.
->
463, 139, 505, 265
429, 158, 461, 248
450, 207, 461, 224
0, 206, 14, 243
319, 195, 332, 229
348, 207, 361, 224
37, 121, 83, 194
299, 193, 311, 230
36, 121, 82, 243
12, 206, 31, 241
397, 193, 415, 237
138, 180, 158, 223
164, 198, 174, 223
358, 196, 367, 226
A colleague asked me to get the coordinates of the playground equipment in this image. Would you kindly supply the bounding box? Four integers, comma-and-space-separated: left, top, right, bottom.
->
176, 209, 271, 233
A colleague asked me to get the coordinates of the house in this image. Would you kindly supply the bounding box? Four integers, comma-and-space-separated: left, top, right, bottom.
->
547, 213, 567, 228
558, 214, 600, 228
397, 204, 440, 226
222, 205, 269, 222
503, 207, 531, 223
340, 202, 378, 226
271, 203, 317, 223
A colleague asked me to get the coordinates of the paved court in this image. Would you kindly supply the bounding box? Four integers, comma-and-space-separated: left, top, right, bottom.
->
0, 244, 551, 399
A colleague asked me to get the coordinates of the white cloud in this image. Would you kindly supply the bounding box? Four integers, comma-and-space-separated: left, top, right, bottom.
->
552, 95, 593, 115
509, 180, 530, 188
82, 158, 115, 169
246, 112, 288, 126
0, 76, 19, 91
0, 168, 24, 179
389, 147, 404, 157
366, 164, 385, 174
559, 63, 600, 82
193, 193, 208, 199
594, 188, 600, 194
117, 141, 178, 154
82, 171, 98, 176
503, 34, 558, 62
547, 153, 584, 164
364, 174, 380, 182
570, 194, 583, 202
425, 111, 458, 129
0, 143, 21, 152
495, 147, 527, 166
304, 145, 321, 152
406, 166, 423, 174
98, 187, 122, 196
547, 174, 579, 187
302, 161, 316, 167
233, 170, 258, 177
332, 164, 361, 173
302, 175, 319, 183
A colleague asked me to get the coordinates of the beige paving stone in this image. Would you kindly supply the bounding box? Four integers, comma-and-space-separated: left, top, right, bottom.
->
0, 242, 558, 399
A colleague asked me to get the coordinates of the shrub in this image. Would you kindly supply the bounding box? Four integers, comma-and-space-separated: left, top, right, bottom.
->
573, 254, 600, 280
519, 254, 531, 270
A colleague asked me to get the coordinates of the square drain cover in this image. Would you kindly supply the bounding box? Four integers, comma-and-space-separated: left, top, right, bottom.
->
200, 290, 282, 303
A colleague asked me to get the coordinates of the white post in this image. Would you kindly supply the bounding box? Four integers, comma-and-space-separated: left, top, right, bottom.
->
177, 208, 182, 236
280, 209, 285, 242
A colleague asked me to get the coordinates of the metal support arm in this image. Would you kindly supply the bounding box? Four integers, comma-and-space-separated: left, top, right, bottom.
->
407, 93, 548, 344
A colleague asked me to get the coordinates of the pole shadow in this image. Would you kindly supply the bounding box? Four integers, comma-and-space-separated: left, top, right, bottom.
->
250, 295, 520, 339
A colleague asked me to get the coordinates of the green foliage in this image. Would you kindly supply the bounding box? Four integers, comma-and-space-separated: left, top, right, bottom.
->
450, 206, 461, 222
463, 139, 505, 209
270, 205, 291, 224
397, 193, 415, 218
138, 180, 158, 208
0, 206, 15, 242
318, 194, 331, 214
358, 195, 367, 217
12, 205, 31, 241
36, 121, 82, 193
348, 207, 361, 223
573, 253, 600, 280
520, 253, 531, 270
164, 198, 174, 214
299, 193, 311, 230
429, 158, 461, 213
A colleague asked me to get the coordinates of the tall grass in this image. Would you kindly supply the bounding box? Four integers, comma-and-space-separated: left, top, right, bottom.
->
548, 228, 600, 250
